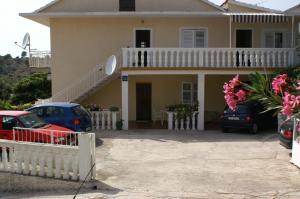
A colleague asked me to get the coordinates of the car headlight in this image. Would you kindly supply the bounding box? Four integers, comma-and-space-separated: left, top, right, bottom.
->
55, 137, 65, 143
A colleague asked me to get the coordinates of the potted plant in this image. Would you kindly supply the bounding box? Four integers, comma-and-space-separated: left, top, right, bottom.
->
116, 120, 123, 130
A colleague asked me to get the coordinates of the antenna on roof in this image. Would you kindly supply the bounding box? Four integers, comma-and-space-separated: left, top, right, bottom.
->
14, 33, 37, 57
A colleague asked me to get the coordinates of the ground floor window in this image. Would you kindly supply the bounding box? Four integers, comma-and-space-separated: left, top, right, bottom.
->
182, 82, 197, 105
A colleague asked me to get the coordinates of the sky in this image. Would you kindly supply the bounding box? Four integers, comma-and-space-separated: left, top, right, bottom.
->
0, 0, 299, 57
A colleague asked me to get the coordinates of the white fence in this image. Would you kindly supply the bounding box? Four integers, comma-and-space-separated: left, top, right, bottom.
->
13, 127, 80, 146
167, 111, 199, 130
123, 48, 295, 69
0, 133, 96, 181
90, 111, 118, 130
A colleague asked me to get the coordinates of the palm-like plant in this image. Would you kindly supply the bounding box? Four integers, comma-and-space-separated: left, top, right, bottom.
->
242, 72, 282, 114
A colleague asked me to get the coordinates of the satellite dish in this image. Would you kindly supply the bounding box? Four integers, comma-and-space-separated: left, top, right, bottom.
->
105, 55, 117, 75
22, 33, 30, 49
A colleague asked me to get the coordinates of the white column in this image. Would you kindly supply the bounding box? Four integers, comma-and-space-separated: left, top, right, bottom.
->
197, 73, 205, 131
122, 74, 129, 130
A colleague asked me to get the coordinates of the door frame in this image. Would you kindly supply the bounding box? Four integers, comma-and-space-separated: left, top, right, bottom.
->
234, 28, 254, 48
136, 82, 152, 121
133, 28, 153, 47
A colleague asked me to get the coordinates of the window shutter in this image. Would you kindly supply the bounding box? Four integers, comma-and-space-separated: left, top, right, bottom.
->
195, 31, 206, 48
265, 32, 274, 48
181, 30, 194, 48
283, 32, 291, 48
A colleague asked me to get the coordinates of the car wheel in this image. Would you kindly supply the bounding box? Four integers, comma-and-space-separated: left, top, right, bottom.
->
249, 123, 258, 134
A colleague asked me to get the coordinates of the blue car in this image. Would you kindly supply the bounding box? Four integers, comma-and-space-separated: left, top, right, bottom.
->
27, 102, 92, 132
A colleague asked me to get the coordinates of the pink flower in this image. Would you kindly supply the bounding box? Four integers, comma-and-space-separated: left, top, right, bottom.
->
229, 75, 240, 87
281, 92, 300, 118
223, 75, 248, 111
272, 74, 288, 95
236, 89, 247, 101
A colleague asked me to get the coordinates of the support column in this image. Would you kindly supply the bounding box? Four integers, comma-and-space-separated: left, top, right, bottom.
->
122, 74, 129, 130
197, 73, 205, 131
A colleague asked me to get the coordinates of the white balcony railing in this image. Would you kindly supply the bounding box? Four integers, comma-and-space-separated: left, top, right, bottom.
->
29, 51, 51, 68
122, 48, 295, 69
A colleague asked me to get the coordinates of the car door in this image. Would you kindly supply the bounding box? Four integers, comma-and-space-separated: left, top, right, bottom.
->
0, 115, 17, 140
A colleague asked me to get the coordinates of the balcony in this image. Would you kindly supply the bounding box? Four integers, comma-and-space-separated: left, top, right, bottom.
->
29, 51, 51, 68
122, 48, 295, 69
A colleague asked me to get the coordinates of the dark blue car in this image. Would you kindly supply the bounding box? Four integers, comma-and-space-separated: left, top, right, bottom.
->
27, 102, 92, 132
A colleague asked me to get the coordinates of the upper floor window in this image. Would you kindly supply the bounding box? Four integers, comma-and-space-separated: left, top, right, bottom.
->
119, 0, 135, 11
181, 29, 208, 48
264, 31, 291, 48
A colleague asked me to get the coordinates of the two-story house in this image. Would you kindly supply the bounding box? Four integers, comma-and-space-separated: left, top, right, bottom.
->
21, 0, 300, 130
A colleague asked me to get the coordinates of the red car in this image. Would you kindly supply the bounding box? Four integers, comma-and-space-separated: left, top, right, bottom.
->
0, 111, 75, 145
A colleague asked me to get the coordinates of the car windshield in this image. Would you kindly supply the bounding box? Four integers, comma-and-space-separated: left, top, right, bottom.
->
18, 113, 47, 128
225, 105, 250, 114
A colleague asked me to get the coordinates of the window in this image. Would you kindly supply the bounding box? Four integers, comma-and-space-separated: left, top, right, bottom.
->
45, 107, 65, 117
119, 0, 135, 11
264, 31, 291, 48
182, 82, 198, 105
181, 29, 207, 48
30, 108, 44, 117
2, 116, 16, 130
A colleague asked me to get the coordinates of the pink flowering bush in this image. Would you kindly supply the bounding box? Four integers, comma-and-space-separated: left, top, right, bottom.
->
271, 74, 290, 95
223, 75, 248, 111
224, 72, 300, 119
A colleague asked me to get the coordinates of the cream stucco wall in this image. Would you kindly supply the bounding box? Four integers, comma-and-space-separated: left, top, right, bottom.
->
50, 17, 230, 96
42, 0, 222, 13
50, 17, 293, 96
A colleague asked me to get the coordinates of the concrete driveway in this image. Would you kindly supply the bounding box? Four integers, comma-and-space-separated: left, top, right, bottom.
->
92, 130, 300, 199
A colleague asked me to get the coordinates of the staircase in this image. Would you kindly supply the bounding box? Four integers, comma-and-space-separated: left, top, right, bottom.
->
52, 53, 122, 103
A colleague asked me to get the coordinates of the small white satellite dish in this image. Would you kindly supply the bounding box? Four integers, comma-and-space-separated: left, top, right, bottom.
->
105, 55, 117, 76
22, 33, 30, 49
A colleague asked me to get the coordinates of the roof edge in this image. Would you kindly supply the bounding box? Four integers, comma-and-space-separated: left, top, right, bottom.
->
226, 0, 282, 13
33, 0, 61, 13
285, 3, 300, 13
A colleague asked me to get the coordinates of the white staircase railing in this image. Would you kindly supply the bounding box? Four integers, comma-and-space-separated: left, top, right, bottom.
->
52, 52, 122, 102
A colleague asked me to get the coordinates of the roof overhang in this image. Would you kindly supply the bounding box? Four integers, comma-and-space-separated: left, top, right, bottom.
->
20, 11, 298, 27
20, 11, 227, 26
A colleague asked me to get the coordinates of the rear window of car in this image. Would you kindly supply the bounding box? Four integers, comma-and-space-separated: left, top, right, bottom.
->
72, 106, 90, 117
225, 105, 250, 114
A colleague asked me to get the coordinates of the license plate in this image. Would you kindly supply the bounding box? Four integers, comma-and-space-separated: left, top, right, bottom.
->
228, 117, 240, 121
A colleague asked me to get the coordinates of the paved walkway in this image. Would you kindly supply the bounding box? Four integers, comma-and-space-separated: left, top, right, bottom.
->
3, 130, 300, 198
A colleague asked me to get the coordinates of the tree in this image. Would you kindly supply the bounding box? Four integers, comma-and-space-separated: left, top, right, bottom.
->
0, 79, 12, 100
21, 51, 27, 58
11, 73, 51, 105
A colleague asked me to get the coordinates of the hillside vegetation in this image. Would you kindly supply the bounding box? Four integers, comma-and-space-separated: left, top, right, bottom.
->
0, 54, 51, 108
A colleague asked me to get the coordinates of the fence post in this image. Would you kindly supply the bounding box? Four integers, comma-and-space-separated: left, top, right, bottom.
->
78, 133, 96, 181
